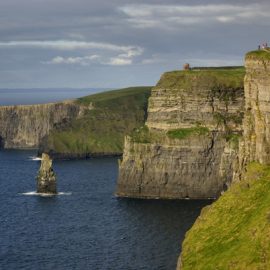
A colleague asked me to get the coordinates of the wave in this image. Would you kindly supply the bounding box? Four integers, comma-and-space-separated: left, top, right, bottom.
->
20, 191, 72, 197
29, 156, 42, 161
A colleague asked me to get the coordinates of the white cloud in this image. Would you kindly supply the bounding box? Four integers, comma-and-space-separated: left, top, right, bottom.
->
46, 55, 100, 65
119, 3, 270, 28
0, 40, 144, 66
0, 40, 143, 54
106, 57, 132, 66
45, 54, 133, 66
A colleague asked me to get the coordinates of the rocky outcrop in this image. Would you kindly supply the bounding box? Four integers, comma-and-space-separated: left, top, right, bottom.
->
0, 101, 82, 149
116, 69, 245, 199
37, 153, 57, 194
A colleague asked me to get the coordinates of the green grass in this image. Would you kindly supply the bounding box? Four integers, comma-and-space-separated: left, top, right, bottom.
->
39, 86, 152, 157
130, 125, 165, 144
77, 86, 151, 107
156, 68, 245, 90
167, 127, 209, 140
180, 162, 270, 270
246, 50, 270, 61
225, 133, 241, 150
130, 125, 151, 144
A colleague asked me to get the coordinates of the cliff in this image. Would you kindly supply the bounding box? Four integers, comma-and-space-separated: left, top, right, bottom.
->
0, 101, 81, 149
0, 87, 151, 158
116, 68, 245, 199
178, 51, 270, 269
242, 50, 270, 164
39, 87, 151, 158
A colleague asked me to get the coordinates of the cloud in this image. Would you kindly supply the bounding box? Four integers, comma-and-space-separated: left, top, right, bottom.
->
0, 40, 143, 53
45, 54, 133, 66
45, 55, 100, 65
119, 3, 270, 28
0, 40, 144, 66
106, 57, 132, 66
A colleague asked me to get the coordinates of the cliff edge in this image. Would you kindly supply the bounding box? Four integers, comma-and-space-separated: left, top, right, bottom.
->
116, 68, 245, 199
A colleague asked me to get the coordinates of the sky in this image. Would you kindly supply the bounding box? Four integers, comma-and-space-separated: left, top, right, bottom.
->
0, 0, 269, 88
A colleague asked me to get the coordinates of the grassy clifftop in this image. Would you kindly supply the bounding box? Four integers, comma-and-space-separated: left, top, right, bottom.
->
179, 162, 270, 270
156, 67, 245, 90
246, 49, 270, 61
39, 86, 152, 158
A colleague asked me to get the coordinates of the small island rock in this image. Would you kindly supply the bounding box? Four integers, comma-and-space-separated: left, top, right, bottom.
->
37, 153, 57, 194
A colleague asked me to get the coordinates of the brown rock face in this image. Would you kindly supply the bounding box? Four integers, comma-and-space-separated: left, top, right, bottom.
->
242, 56, 270, 164
117, 134, 238, 199
116, 70, 244, 199
37, 153, 57, 194
0, 101, 81, 149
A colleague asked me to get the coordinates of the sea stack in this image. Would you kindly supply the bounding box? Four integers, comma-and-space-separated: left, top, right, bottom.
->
37, 153, 57, 194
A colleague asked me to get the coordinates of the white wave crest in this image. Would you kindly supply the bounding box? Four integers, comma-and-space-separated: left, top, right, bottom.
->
29, 156, 42, 161
20, 191, 72, 197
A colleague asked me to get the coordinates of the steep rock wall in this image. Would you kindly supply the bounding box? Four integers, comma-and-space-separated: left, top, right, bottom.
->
146, 71, 244, 131
242, 52, 270, 164
116, 69, 245, 199
178, 51, 270, 270
0, 101, 82, 149
117, 133, 238, 199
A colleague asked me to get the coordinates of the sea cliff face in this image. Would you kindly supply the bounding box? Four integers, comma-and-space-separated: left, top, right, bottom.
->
0, 87, 151, 158
116, 69, 245, 199
242, 52, 270, 164
0, 101, 81, 149
178, 52, 270, 270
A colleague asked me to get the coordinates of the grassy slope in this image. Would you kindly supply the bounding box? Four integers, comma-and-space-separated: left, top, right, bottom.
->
40, 86, 152, 157
157, 68, 245, 90
180, 162, 270, 270
167, 127, 209, 140
246, 49, 270, 60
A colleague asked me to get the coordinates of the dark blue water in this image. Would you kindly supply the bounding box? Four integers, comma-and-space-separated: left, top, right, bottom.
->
0, 150, 209, 270
0, 88, 109, 106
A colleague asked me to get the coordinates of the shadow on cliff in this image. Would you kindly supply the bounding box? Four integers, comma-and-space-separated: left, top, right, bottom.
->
0, 136, 4, 149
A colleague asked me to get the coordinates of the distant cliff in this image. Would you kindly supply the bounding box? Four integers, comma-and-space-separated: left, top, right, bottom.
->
178, 51, 270, 269
0, 101, 81, 149
116, 68, 245, 199
0, 87, 151, 158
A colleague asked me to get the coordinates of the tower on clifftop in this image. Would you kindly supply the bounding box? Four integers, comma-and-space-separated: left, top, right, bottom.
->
183, 63, 190, 70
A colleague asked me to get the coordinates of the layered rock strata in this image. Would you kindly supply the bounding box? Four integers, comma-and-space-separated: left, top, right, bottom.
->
0, 101, 82, 149
241, 52, 270, 164
178, 51, 270, 270
116, 69, 245, 199
37, 153, 57, 194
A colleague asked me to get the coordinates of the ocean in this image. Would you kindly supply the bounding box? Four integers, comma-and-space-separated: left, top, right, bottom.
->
0, 90, 209, 270
0, 150, 209, 270
0, 88, 109, 106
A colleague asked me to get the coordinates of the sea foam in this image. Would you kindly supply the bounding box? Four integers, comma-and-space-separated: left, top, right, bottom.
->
20, 191, 72, 197
29, 156, 42, 161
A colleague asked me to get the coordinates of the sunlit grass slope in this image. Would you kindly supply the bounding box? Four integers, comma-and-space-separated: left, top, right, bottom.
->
180, 162, 270, 270
40, 86, 152, 158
